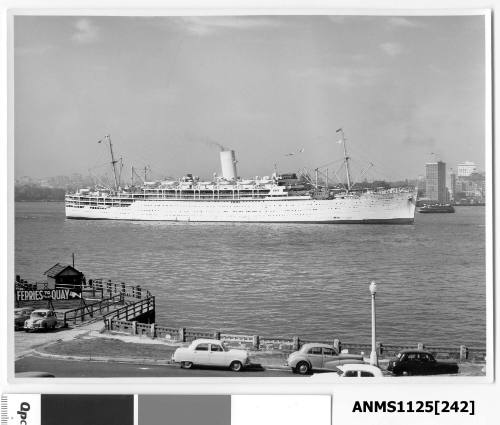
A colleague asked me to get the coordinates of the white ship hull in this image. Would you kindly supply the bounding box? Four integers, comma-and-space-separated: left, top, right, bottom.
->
65, 193, 416, 224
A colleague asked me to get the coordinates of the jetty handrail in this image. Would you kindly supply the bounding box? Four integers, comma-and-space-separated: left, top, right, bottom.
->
62, 293, 124, 325
103, 296, 155, 323
84, 279, 151, 299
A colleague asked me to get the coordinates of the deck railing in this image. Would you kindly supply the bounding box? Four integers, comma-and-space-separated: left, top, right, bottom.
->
102, 296, 155, 325
61, 293, 125, 326
83, 279, 150, 299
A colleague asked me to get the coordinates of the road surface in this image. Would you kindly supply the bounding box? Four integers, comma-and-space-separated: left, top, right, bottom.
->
15, 355, 298, 378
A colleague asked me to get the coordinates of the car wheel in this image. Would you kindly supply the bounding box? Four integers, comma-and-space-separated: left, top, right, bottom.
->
230, 361, 243, 372
42, 323, 47, 332
296, 361, 310, 375
181, 361, 193, 369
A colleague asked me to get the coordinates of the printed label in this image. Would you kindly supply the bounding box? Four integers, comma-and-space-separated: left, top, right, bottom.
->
1, 395, 40, 425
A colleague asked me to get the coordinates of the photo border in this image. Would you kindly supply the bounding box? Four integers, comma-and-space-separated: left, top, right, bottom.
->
1, 4, 495, 414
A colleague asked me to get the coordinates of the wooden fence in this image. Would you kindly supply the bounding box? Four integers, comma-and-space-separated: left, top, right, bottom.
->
106, 319, 486, 362
62, 293, 125, 326
103, 296, 155, 324
83, 279, 150, 300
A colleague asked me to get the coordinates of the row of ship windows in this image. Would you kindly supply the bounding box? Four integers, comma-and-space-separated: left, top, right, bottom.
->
67, 194, 273, 201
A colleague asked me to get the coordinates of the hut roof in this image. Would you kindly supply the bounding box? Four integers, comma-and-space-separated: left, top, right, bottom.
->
44, 263, 82, 278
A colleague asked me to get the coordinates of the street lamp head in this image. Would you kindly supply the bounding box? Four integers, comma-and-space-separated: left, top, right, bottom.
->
369, 281, 377, 295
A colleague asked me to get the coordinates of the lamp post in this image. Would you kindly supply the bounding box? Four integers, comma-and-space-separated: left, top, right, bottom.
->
369, 281, 378, 366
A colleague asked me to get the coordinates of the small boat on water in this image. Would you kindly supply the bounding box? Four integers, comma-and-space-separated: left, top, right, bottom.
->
418, 204, 455, 214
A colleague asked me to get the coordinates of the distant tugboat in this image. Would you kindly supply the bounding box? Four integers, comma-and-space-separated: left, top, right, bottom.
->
418, 204, 455, 213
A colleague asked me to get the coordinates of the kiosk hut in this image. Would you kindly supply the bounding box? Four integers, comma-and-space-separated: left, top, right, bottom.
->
43, 263, 85, 290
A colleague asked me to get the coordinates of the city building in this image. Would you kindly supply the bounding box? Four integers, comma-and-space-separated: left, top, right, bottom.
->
454, 172, 485, 204
416, 175, 426, 196
449, 172, 457, 201
457, 161, 477, 177
425, 161, 447, 203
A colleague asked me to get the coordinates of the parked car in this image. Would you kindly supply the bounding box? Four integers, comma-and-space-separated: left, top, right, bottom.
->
286, 343, 365, 375
24, 309, 58, 332
311, 364, 384, 379
387, 350, 459, 376
14, 307, 34, 330
172, 339, 250, 372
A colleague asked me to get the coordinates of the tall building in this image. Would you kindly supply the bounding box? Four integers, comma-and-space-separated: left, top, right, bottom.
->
425, 161, 446, 202
449, 172, 457, 201
457, 161, 477, 177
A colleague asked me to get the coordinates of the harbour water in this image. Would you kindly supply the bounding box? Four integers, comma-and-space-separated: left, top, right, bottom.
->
15, 202, 486, 347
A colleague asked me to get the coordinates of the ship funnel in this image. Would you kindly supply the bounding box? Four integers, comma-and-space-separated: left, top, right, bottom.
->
220, 149, 238, 180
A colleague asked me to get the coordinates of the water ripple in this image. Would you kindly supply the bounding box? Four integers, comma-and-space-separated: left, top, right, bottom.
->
14, 202, 486, 347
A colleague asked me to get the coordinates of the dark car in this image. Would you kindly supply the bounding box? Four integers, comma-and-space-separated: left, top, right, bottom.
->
387, 350, 459, 376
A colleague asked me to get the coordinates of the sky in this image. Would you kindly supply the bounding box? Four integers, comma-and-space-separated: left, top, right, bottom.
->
14, 15, 486, 183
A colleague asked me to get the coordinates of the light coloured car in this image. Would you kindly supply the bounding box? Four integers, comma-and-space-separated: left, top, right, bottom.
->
311, 364, 384, 379
24, 309, 58, 331
14, 307, 34, 330
287, 343, 365, 375
172, 339, 250, 372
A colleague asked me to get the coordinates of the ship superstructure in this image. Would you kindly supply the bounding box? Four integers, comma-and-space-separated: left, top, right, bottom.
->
65, 133, 417, 223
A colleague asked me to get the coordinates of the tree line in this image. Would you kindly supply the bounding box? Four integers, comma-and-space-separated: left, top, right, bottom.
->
15, 184, 66, 201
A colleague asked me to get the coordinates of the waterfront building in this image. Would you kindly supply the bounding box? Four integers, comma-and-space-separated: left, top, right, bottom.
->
454, 172, 486, 204
416, 175, 426, 197
425, 161, 446, 203
457, 161, 477, 177
449, 172, 457, 201
44, 263, 85, 289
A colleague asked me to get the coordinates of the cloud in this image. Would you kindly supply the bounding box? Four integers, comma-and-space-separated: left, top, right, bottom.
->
386, 17, 424, 28
178, 16, 282, 36
72, 18, 99, 44
15, 44, 53, 56
326, 16, 347, 24
402, 134, 436, 147
379, 42, 403, 56
293, 65, 382, 89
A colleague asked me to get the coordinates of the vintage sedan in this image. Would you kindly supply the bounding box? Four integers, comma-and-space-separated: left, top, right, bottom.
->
14, 307, 34, 330
172, 339, 250, 372
287, 343, 365, 375
387, 350, 459, 376
311, 364, 384, 379
24, 309, 58, 332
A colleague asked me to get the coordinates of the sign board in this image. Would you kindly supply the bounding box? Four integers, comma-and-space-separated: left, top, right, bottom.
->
36, 281, 56, 290
16, 289, 81, 302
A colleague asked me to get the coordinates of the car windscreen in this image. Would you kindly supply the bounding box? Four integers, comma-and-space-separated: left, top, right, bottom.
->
31, 312, 47, 318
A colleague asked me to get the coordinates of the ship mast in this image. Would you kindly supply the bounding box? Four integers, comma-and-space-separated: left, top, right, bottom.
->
336, 128, 352, 191
102, 135, 119, 190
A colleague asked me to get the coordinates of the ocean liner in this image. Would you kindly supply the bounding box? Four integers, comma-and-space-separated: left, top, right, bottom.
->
65, 131, 417, 223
